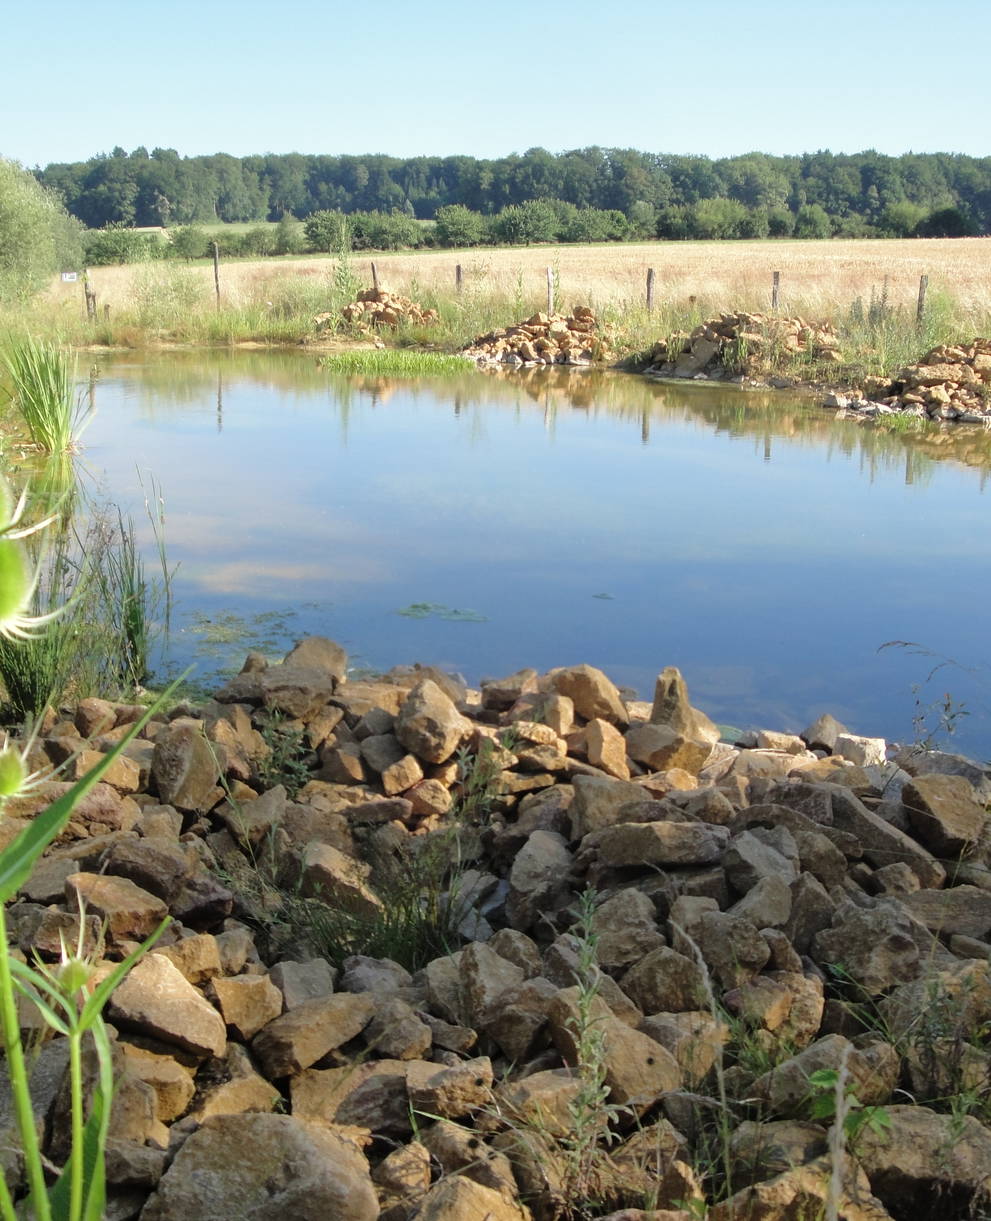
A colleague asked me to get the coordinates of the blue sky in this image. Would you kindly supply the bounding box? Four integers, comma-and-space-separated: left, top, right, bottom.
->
4, 0, 989, 167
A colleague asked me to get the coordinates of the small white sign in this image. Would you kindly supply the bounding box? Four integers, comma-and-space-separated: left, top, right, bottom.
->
61, 272, 78, 283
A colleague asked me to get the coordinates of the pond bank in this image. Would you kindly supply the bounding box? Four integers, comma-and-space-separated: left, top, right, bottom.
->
7, 642, 991, 1220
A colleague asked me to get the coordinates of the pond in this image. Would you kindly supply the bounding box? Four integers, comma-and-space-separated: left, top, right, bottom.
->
78, 350, 991, 759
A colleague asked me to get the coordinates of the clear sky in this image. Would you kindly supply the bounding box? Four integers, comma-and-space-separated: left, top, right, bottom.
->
3, 0, 989, 167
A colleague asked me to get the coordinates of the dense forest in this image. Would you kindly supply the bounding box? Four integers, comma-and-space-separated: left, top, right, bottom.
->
35, 146, 991, 240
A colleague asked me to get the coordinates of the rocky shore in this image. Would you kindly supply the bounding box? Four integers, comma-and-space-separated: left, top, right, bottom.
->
5, 639, 991, 1221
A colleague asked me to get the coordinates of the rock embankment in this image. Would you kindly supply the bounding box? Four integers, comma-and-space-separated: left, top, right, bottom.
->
314, 289, 440, 337
463, 307, 611, 366
645, 312, 842, 381
824, 339, 991, 423
5, 640, 991, 1221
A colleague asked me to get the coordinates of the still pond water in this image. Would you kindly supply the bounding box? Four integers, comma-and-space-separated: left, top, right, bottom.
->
82, 350, 991, 758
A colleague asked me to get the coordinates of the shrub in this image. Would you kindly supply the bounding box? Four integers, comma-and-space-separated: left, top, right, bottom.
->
167, 225, 210, 259
433, 203, 487, 248
83, 224, 164, 266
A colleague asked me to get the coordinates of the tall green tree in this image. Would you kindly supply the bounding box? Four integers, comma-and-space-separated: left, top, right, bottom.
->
0, 158, 83, 302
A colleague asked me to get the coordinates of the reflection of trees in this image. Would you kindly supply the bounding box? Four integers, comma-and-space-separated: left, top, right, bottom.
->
90, 352, 991, 488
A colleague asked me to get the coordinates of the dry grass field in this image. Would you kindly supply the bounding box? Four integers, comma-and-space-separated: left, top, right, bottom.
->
58, 237, 991, 319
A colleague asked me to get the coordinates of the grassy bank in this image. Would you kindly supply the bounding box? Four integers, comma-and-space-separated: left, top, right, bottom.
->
3, 238, 991, 389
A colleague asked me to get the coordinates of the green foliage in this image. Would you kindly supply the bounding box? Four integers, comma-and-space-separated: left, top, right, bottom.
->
806, 1067, 892, 1146
0, 157, 83, 303
1, 336, 88, 454
167, 225, 210, 259
794, 203, 832, 238
433, 203, 487, 247
317, 351, 469, 376
273, 212, 305, 256
83, 224, 164, 266
255, 713, 311, 799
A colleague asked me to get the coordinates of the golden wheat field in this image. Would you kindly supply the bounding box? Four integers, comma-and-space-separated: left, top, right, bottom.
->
57, 238, 991, 319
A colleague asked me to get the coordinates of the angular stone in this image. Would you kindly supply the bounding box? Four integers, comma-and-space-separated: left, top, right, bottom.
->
259, 664, 336, 720
625, 723, 712, 775
622, 947, 709, 1014
750, 1034, 899, 1115
708, 1157, 891, 1221
220, 784, 287, 849
903, 774, 989, 858
813, 899, 922, 994
208, 974, 283, 1041
65, 872, 168, 941
597, 821, 729, 868
151, 723, 221, 812
395, 679, 471, 764
107, 954, 226, 1058
549, 664, 629, 726
827, 784, 946, 888
569, 774, 654, 839
459, 942, 525, 1027
381, 752, 424, 796
292, 1059, 410, 1134
300, 842, 382, 918
268, 957, 336, 1010
363, 996, 432, 1060
154, 933, 223, 985
505, 830, 573, 931
494, 1067, 580, 1139
547, 987, 681, 1112
584, 718, 630, 779
855, 1106, 991, 1218
406, 1056, 493, 1119
834, 733, 887, 767
593, 888, 666, 972
251, 993, 375, 1077
415, 1176, 529, 1221
119, 1045, 195, 1123
695, 911, 771, 990
340, 954, 411, 995
100, 838, 190, 903
139, 1113, 378, 1221
638, 1010, 728, 1087
650, 667, 718, 744
282, 636, 347, 683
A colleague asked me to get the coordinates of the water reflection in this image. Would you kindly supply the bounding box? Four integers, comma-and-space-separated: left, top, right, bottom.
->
80, 351, 991, 757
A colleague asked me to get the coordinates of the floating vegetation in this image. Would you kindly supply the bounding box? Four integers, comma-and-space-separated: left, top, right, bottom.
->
395, 601, 488, 623
592, 592, 615, 600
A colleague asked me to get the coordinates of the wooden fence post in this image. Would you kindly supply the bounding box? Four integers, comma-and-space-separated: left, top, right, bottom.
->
371, 261, 380, 293
917, 274, 929, 328
103, 304, 110, 320
212, 243, 221, 309
772, 270, 781, 311
546, 266, 554, 315
83, 273, 96, 321
455, 264, 463, 294
646, 268, 655, 313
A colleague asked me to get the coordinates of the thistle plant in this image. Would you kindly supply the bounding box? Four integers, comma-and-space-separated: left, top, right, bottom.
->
0, 470, 176, 1220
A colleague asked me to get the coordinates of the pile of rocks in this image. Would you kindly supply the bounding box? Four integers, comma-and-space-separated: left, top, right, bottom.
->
829, 340, 991, 423
645, 312, 843, 381
6, 638, 991, 1221
463, 307, 611, 366
314, 290, 440, 336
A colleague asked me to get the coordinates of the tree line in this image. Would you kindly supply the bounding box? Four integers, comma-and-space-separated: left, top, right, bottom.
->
36, 146, 991, 240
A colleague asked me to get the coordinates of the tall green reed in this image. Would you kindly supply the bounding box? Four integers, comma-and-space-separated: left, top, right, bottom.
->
1, 339, 90, 455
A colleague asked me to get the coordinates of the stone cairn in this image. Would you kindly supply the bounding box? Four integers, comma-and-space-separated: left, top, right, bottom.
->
6, 637, 991, 1220
831, 340, 991, 422
314, 289, 440, 337
646, 312, 842, 381
463, 307, 611, 367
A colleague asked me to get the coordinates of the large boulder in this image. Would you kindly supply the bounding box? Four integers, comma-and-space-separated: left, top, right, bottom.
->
395, 679, 471, 764
138, 1113, 377, 1220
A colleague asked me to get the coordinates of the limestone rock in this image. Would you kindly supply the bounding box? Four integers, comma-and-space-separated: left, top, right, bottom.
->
138, 1113, 378, 1220
505, 829, 573, 931
395, 679, 471, 764
66, 873, 168, 941
406, 1055, 493, 1119
549, 664, 629, 726
208, 974, 283, 1041
151, 723, 220, 812
108, 954, 226, 1058
251, 993, 375, 1077
902, 773, 989, 857
415, 1175, 529, 1221
596, 820, 729, 868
